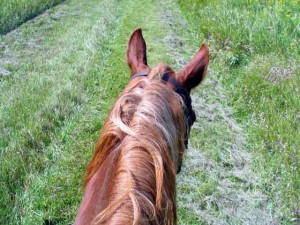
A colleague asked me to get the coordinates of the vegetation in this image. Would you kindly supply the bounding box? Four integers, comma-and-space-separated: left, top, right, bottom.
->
178, 0, 299, 223
0, 0, 65, 34
0, 0, 299, 224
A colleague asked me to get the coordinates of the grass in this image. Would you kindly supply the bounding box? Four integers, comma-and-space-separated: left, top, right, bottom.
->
0, 0, 299, 224
177, 0, 300, 223
0, 0, 65, 35
0, 0, 127, 223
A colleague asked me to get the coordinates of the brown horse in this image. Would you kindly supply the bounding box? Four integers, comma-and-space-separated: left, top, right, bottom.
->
74, 28, 209, 225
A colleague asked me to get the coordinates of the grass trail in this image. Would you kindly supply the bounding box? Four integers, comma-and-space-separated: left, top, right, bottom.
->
0, 0, 296, 224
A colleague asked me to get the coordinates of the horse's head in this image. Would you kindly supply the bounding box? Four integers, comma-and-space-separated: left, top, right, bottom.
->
126, 28, 209, 173
75, 28, 209, 225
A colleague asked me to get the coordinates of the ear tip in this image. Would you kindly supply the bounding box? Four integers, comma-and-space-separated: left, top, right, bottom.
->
200, 43, 209, 52
129, 28, 144, 44
133, 27, 143, 35
200, 42, 210, 62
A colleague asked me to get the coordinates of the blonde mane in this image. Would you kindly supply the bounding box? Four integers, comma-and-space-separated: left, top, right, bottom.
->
84, 64, 187, 224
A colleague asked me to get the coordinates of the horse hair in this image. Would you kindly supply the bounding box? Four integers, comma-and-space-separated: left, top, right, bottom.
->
84, 63, 187, 225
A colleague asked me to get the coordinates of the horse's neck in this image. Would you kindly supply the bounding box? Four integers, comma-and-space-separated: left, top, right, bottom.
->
74, 148, 119, 225
75, 138, 176, 225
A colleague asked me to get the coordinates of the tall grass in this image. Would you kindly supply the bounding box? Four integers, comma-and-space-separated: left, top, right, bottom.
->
179, 0, 299, 53
177, 0, 299, 223
0, 0, 65, 34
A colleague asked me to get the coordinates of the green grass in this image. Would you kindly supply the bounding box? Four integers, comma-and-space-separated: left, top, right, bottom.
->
177, 0, 300, 223
0, 0, 299, 224
0, 0, 65, 34
0, 0, 127, 223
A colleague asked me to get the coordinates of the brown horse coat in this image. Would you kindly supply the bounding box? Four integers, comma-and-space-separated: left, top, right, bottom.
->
75, 28, 209, 225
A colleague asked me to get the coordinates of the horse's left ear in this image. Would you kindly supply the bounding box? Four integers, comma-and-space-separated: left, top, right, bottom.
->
177, 43, 209, 91
127, 28, 149, 75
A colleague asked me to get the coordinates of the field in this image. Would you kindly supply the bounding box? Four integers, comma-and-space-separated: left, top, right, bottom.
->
0, 0, 299, 224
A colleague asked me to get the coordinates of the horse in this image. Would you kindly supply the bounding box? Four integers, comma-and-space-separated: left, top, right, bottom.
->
74, 28, 209, 225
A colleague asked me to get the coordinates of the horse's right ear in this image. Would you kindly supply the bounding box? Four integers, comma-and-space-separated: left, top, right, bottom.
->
177, 43, 209, 92
127, 28, 149, 75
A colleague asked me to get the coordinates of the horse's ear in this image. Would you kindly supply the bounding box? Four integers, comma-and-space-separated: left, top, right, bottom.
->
127, 28, 149, 75
177, 43, 209, 91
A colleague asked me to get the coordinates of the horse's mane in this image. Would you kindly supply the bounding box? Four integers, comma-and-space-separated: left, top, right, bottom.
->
84, 63, 186, 224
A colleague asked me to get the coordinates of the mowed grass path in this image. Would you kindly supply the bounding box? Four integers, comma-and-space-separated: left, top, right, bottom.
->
0, 0, 298, 224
